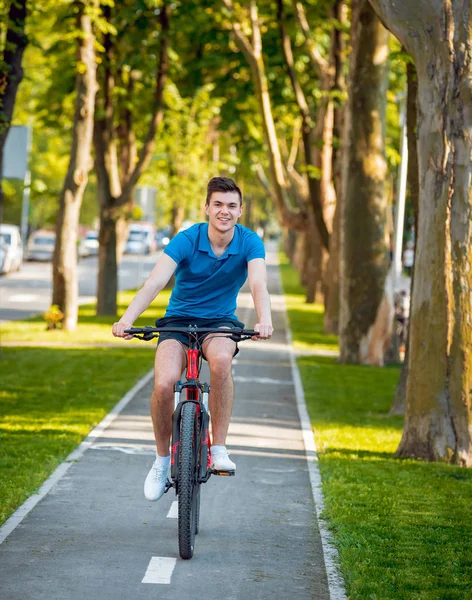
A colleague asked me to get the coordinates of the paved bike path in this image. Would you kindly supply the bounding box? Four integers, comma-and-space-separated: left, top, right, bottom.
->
1, 249, 332, 599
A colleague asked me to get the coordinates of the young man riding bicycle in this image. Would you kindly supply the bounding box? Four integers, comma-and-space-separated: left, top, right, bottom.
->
112, 176, 273, 501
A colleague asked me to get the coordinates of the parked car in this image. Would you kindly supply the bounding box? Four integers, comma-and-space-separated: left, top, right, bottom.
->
0, 238, 7, 274
125, 223, 156, 255
0, 224, 23, 274
79, 230, 99, 257
25, 230, 56, 261
125, 230, 149, 254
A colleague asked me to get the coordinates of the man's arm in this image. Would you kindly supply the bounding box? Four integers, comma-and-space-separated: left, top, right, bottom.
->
112, 253, 177, 338
247, 258, 273, 339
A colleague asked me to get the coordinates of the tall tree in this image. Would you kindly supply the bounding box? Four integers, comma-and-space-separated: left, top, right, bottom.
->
222, 0, 307, 232
339, 0, 390, 364
94, 0, 170, 316
277, 0, 337, 304
277, 0, 333, 254
51, 0, 98, 331
369, 0, 472, 465
0, 0, 28, 222
282, 0, 347, 315
323, 0, 347, 334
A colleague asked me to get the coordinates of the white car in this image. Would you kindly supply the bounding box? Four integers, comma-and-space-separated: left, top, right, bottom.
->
125, 225, 156, 255
0, 224, 23, 274
79, 230, 99, 257
25, 230, 56, 261
125, 230, 148, 254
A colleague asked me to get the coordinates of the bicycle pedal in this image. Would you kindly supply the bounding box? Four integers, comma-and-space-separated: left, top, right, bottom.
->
164, 480, 174, 493
210, 469, 236, 477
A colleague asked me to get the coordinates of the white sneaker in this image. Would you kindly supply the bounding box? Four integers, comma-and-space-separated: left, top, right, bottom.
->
144, 455, 171, 501
211, 446, 236, 472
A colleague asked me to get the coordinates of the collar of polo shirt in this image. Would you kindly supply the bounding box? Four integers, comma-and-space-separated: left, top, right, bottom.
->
197, 223, 241, 257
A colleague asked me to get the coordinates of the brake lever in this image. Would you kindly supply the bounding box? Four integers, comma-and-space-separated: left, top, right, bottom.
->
128, 332, 156, 341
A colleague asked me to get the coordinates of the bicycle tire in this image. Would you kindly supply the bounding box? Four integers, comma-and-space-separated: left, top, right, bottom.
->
178, 402, 200, 559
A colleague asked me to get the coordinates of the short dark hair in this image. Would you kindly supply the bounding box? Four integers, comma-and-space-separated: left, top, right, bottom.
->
206, 176, 242, 205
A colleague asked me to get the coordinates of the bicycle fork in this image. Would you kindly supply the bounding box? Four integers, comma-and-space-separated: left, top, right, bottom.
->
167, 381, 212, 494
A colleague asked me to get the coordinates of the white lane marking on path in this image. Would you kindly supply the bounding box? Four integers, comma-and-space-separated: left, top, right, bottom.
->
166, 501, 178, 519
89, 444, 155, 455
0, 370, 154, 546
142, 557, 177, 584
233, 375, 292, 386
278, 276, 347, 599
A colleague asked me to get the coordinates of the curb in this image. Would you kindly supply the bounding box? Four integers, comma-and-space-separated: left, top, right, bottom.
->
278, 278, 348, 600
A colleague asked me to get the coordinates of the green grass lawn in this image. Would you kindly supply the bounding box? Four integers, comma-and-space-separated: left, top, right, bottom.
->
0, 289, 171, 344
278, 255, 338, 353
280, 254, 472, 600
0, 291, 169, 526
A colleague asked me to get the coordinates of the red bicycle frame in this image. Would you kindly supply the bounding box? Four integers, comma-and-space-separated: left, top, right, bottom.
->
171, 347, 212, 480
186, 349, 200, 396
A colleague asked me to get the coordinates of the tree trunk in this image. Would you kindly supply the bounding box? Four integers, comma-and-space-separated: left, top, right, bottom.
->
324, 200, 341, 333
390, 60, 419, 415
94, 1, 170, 316
0, 0, 28, 222
339, 0, 390, 364
171, 203, 185, 237
292, 231, 306, 280
305, 224, 324, 304
52, 2, 97, 331
370, 0, 472, 465
283, 227, 297, 262
324, 0, 347, 334
97, 213, 118, 315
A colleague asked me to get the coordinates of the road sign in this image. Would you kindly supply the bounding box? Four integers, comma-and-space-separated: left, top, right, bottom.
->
3, 126, 30, 180
135, 186, 157, 222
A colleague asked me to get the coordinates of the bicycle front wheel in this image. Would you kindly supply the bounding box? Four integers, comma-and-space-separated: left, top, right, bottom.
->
178, 402, 200, 559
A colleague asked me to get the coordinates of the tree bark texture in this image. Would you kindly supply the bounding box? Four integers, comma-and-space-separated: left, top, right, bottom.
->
324, 198, 341, 333
95, 1, 170, 316
0, 0, 28, 222
370, 0, 472, 465
52, 2, 97, 331
339, 0, 390, 364
391, 60, 419, 415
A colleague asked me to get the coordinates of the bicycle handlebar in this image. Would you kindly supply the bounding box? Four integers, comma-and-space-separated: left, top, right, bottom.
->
124, 325, 260, 342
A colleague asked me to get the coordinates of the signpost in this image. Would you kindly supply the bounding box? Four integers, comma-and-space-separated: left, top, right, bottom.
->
2, 125, 32, 246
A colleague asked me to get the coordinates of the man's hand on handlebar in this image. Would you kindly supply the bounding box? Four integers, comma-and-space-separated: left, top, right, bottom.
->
112, 320, 134, 340
253, 323, 273, 340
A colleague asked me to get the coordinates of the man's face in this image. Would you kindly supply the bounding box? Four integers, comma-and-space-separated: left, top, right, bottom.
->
205, 191, 243, 234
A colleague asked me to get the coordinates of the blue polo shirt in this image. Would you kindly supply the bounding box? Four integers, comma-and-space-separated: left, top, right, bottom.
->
163, 223, 265, 319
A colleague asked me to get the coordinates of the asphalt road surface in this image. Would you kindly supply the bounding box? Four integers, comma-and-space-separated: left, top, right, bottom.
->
0, 252, 160, 323
0, 251, 333, 599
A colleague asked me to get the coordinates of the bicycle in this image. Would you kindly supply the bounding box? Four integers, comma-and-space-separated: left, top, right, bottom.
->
124, 324, 258, 560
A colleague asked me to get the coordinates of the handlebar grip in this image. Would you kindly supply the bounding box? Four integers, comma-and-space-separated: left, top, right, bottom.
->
230, 330, 259, 341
